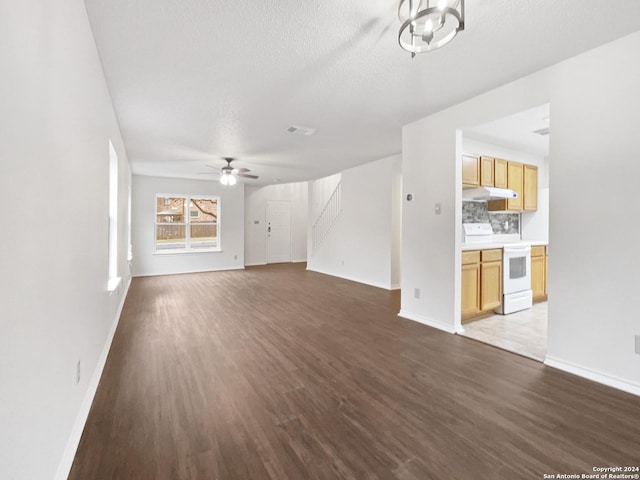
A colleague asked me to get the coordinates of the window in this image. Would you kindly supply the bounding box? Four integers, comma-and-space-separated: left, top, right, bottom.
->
155, 194, 219, 253
108, 141, 120, 291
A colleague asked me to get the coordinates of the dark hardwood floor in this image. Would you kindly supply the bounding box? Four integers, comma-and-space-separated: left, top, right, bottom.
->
69, 263, 640, 479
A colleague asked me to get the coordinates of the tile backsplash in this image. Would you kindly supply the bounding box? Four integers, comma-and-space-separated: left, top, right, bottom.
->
462, 201, 520, 235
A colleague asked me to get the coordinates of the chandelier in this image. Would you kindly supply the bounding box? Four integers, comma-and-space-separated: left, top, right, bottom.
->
398, 0, 465, 57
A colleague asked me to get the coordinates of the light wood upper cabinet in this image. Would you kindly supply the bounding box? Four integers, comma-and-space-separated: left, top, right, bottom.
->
524, 164, 538, 211
494, 158, 508, 188
462, 155, 480, 188
488, 160, 534, 212
465, 154, 538, 212
480, 156, 494, 187
507, 162, 524, 210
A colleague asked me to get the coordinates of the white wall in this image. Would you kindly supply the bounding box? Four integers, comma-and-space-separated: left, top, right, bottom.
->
132, 176, 245, 276
307, 155, 402, 290
402, 31, 640, 394
462, 137, 549, 242
0, 1, 132, 478
245, 182, 308, 265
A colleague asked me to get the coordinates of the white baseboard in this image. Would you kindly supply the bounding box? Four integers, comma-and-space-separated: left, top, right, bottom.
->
133, 266, 245, 277
54, 276, 132, 480
390, 283, 401, 290
291, 258, 307, 263
544, 355, 640, 397
398, 309, 458, 334
246, 260, 306, 267
307, 266, 392, 290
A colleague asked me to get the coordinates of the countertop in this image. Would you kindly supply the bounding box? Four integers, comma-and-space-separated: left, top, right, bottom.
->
461, 240, 548, 251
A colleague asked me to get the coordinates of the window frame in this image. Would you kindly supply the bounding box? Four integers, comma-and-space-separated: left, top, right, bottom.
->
107, 140, 121, 292
154, 194, 221, 254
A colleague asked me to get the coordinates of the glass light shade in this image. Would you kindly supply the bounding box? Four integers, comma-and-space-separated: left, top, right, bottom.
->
220, 172, 237, 186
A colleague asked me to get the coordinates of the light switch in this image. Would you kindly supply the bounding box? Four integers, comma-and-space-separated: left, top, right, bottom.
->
435, 203, 442, 215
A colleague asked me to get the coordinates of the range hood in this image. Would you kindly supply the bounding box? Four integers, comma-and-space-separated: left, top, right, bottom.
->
462, 187, 518, 201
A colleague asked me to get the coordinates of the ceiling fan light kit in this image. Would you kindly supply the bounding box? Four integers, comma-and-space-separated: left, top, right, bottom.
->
219, 172, 237, 186
211, 157, 258, 186
398, 0, 464, 57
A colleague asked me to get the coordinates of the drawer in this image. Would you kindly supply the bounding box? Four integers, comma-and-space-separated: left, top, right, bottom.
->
462, 250, 480, 265
481, 249, 502, 262
531, 245, 546, 257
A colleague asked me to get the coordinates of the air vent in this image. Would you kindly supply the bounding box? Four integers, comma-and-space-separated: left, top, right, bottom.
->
287, 125, 316, 136
532, 127, 550, 136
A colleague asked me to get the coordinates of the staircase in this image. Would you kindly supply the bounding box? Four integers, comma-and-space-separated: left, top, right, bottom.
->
312, 182, 342, 254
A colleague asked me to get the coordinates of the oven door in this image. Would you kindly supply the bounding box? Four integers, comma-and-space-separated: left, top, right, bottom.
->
503, 246, 531, 294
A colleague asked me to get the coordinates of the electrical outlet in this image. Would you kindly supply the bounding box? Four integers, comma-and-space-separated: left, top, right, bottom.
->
635, 335, 640, 355
76, 360, 81, 384
414, 288, 420, 299
341, 260, 344, 266
234, 255, 238, 260
435, 203, 441, 215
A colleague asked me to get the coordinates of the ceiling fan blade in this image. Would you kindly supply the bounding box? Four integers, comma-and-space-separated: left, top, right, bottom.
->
236, 173, 259, 179
232, 167, 251, 173
196, 172, 219, 175
204, 164, 219, 170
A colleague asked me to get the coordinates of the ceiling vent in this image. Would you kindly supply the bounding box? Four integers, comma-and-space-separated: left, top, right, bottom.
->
532, 127, 550, 136
287, 125, 316, 136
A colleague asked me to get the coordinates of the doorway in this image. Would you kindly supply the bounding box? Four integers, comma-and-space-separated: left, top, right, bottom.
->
459, 103, 550, 362
266, 200, 291, 264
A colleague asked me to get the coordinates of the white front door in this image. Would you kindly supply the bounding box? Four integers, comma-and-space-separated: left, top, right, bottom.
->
266, 200, 291, 264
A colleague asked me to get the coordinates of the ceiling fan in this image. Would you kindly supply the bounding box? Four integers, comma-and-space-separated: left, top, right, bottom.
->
200, 157, 259, 185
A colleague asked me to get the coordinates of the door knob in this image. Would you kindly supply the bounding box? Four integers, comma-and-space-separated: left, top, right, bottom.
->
268, 226, 271, 232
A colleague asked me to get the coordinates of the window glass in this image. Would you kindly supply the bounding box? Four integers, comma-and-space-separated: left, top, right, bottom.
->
155, 195, 219, 252
509, 256, 526, 279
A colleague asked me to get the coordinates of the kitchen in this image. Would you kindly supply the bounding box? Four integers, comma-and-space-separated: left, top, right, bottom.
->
459, 104, 550, 361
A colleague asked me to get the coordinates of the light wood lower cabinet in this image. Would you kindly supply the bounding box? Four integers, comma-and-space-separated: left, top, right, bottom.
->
462, 249, 502, 323
461, 251, 480, 320
480, 254, 502, 311
531, 245, 547, 303
544, 246, 548, 297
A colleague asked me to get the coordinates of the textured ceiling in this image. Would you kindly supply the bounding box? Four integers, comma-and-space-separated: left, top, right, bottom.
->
84, 0, 640, 185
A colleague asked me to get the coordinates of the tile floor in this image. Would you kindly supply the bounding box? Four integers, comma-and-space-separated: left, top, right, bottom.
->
460, 302, 548, 361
